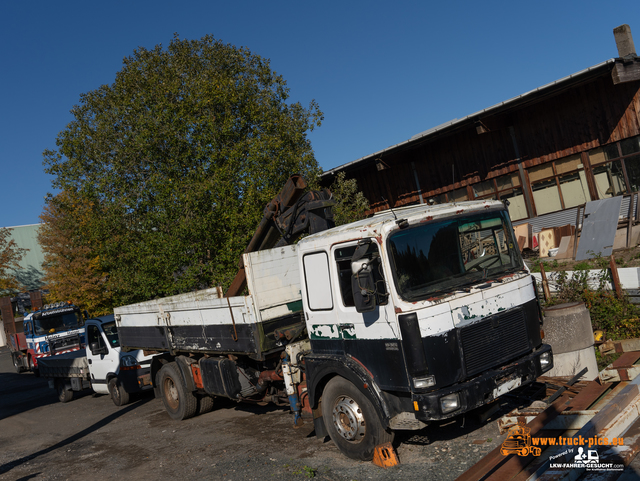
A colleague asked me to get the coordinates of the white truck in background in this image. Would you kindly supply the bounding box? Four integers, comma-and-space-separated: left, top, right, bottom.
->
38, 315, 153, 405
114, 197, 553, 461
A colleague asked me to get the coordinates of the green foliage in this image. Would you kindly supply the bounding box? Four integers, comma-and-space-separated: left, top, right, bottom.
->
326, 172, 370, 226
38, 191, 113, 315
292, 465, 317, 478
545, 259, 640, 340
43, 34, 322, 306
583, 289, 640, 339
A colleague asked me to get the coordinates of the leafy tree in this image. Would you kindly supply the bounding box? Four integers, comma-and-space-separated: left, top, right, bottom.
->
38, 191, 112, 315
43, 34, 322, 306
327, 172, 370, 225
0, 227, 28, 295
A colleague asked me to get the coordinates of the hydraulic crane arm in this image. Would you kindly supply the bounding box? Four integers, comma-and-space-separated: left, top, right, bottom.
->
226, 174, 335, 297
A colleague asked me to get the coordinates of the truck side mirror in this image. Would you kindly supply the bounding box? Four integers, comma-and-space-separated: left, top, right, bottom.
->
351, 260, 377, 313
90, 342, 108, 356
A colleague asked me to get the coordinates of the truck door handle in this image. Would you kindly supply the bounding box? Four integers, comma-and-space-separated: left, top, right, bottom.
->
88, 359, 92, 364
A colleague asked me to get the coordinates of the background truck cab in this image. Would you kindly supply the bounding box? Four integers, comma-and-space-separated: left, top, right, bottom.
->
40, 315, 153, 405
11, 302, 85, 374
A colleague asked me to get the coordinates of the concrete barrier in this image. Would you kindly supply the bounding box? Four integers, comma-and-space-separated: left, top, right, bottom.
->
542, 302, 598, 380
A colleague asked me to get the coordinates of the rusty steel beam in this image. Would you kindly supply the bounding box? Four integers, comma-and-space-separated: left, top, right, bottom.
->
531, 377, 640, 480
600, 339, 640, 356
600, 365, 640, 383
459, 378, 614, 481
454, 394, 572, 481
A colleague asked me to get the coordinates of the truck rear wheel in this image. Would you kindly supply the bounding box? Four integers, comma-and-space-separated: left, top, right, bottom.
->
12, 353, 26, 373
108, 378, 130, 406
56, 380, 73, 403
159, 362, 197, 421
321, 376, 394, 461
197, 394, 214, 415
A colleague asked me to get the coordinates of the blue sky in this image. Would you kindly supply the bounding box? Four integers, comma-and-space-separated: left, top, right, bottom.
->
1, 1, 639, 227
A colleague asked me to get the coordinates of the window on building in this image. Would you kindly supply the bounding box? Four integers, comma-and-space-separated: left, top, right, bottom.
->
470, 172, 527, 221
426, 193, 448, 205
589, 145, 627, 198
426, 188, 468, 204
449, 188, 469, 202
528, 154, 591, 216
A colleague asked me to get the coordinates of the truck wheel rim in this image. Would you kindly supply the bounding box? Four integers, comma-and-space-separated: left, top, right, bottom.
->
112, 383, 120, 403
164, 378, 179, 410
331, 395, 366, 443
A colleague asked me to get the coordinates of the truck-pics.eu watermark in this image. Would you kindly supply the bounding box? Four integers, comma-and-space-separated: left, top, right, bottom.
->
501, 424, 625, 472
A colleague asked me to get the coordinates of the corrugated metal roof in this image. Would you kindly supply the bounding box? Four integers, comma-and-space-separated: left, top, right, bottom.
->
323, 59, 616, 177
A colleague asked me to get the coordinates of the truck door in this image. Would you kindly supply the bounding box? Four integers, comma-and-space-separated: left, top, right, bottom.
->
85, 323, 115, 394
303, 241, 408, 391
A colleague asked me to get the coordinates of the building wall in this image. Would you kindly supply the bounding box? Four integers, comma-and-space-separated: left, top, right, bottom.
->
5, 224, 45, 291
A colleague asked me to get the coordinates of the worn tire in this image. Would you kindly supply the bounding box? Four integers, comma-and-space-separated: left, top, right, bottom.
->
321, 376, 394, 461
108, 377, 130, 406
56, 380, 73, 403
12, 353, 26, 373
159, 362, 197, 421
197, 394, 214, 415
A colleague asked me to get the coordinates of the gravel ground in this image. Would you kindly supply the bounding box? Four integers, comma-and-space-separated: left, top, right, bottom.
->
0, 346, 527, 481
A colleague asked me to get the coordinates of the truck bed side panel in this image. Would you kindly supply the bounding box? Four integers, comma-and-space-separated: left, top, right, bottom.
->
115, 246, 305, 356
116, 295, 260, 354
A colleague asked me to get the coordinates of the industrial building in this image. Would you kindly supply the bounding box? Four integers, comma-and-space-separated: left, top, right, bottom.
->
321, 25, 640, 234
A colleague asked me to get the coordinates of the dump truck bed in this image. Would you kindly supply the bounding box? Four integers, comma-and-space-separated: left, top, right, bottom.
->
38, 349, 89, 378
114, 245, 305, 358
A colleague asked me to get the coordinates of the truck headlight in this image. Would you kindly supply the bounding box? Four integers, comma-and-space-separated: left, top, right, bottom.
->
440, 393, 460, 414
120, 355, 140, 370
539, 351, 552, 372
413, 375, 436, 389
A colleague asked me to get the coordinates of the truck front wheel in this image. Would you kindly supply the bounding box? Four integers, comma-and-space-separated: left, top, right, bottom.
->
28, 355, 40, 377
321, 376, 394, 461
12, 353, 26, 373
56, 380, 73, 403
159, 362, 197, 421
108, 378, 130, 406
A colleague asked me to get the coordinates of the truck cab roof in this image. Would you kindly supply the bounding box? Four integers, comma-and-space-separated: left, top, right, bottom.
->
298, 199, 505, 249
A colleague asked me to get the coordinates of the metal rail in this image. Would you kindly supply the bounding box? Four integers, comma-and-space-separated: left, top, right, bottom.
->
455, 353, 640, 481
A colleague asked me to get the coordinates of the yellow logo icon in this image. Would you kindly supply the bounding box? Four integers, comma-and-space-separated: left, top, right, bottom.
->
500, 424, 542, 457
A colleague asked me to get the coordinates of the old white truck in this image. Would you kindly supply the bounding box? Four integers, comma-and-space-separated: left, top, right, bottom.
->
114, 199, 553, 460
38, 315, 153, 405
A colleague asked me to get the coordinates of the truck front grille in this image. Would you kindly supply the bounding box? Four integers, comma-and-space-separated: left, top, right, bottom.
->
460, 309, 530, 377
50, 335, 81, 353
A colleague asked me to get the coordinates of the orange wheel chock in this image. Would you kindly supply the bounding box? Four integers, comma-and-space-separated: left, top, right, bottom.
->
372, 442, 399, 468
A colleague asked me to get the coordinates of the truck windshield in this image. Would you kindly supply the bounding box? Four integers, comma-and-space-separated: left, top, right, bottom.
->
388, 209, 524, 301
33, 311, 82, 335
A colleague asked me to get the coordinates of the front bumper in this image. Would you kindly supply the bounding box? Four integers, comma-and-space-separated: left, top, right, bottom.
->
118, 367, 152, 393
413, 344, 552, 422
